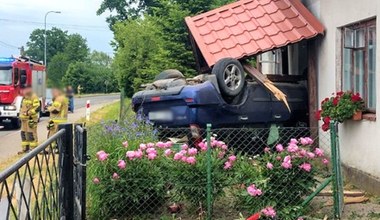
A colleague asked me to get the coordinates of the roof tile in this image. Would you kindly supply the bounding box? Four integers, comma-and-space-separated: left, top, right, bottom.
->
185, 0, 325, 67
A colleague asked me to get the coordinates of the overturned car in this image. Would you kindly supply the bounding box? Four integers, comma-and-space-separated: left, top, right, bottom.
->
132, 58, 308, 129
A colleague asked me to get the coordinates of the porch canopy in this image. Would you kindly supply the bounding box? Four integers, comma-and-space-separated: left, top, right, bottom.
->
185, 0, 325, 70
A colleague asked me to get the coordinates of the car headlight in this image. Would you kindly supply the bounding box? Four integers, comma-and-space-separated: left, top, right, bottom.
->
4, 105, 17, 111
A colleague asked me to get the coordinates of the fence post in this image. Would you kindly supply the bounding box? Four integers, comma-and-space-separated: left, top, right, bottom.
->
119, 88, 126, 121
59, 123, 74, 220
330, 121, 343, 219
206, 124, 212, 220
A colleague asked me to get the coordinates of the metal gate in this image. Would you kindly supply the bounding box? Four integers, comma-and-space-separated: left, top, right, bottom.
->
73, 124, 88, 220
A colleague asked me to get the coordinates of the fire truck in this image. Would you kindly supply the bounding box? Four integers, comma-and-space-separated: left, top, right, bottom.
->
0, 56, 47, 128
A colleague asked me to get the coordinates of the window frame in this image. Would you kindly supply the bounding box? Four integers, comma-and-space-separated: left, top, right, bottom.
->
341, 19, 376, 113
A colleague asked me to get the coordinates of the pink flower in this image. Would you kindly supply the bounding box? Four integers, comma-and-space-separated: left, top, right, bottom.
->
281, 156, 292, 169
314, 148, 324, 157
164, 149, 172, 157
188, 148, 198, 156
307, 152, 315, 158
179, 150, 187, 155
275, 144, 284, 152
228, 155, 237, 162
216, 141, 225, 147
264, 147, 271, 153
287, 143, 299, 153
93, 177, 100, 184
299, 149, 307, 157
156, 141, 166, 148
290, 138, 298, 144
117, 160, 126, 169
126, 151, 136, 160
146, 147, 156, 154
181, 144, 188, 150
112, 172, 119, 180
164, 141, 173, 148
122, 141, 128, 148
147, 143, 155, 148
134, 150, 143, 159
299, 162, 312, 172
322, 158, 329, 165
186, 156, 196, 165
139, 143, 147, 150
224, 161, 232, 170
218, 151, 226, 159
147, 152, 157, 160
96, 150, 109, 161
181, 156, 188, 163
211, 140, 218, 147
276, 156, 282, 161
247, 184, 262, 197
300, 137, 313, 145
198, 142, 207, 151
173, 153, 183, 161
221, 144, 228, 150
261, 206, 276, 218
266, 162, 273, 170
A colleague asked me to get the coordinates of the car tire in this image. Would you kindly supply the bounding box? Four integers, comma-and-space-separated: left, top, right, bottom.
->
212, 58, 245, 97
154, 69, 184, 81
12, 118, 21, 129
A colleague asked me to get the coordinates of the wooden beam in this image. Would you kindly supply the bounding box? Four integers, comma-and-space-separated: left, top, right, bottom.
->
307, 39, 318, 129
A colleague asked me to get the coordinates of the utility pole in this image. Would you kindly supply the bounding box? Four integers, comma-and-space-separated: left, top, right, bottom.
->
44, 11, 61, 65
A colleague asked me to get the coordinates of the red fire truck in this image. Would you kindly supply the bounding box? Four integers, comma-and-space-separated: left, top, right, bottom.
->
0, 56, 47, 128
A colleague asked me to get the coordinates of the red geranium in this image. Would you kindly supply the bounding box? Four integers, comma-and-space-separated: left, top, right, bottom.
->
321, 123, 329, 132
332, 97, 339, 106
315, 110, 322, 120
351, 93, 362, 102
337, 91, 344, 96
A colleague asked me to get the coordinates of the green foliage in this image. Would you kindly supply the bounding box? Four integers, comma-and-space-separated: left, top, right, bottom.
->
231, 140, 325, 220
25, 27, 68, 63
105, 0, 234, 96
87, 119, 163, 219
46, 52, 70, 87
62, 52, 117, 93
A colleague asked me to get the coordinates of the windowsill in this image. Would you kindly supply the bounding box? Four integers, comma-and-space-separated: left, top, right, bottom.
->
362, 113, 376, 121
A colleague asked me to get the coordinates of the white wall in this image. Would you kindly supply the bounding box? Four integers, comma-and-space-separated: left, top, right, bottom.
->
305, 0, 380, 178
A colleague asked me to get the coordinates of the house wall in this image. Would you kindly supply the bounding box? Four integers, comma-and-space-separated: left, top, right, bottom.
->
303, 0, 380, 180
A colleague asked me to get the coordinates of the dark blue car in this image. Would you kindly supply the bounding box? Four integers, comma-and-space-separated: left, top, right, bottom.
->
132, 76, 308, 129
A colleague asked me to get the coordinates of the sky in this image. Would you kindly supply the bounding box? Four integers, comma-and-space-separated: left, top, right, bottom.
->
0, 0, 114, 58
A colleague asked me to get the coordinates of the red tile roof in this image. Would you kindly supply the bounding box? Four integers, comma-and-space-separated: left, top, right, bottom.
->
185, 0, 324, 68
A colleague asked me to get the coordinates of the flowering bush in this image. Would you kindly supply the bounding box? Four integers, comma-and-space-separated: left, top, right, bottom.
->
87, 119, 167, 219
232, 137, 328, 220
166, 138, 237, 209
317, 91, 364, 131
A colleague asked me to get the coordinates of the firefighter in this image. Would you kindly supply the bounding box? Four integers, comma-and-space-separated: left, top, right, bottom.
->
19, 86, 40, 154
47, 88, 68, 142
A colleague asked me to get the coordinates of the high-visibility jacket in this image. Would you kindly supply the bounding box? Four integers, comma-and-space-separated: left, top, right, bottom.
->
20, 93, 40, 120
48, 95, 68, 123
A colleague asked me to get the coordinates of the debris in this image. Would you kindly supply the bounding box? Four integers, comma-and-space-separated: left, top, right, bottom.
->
319, 190, 365, 197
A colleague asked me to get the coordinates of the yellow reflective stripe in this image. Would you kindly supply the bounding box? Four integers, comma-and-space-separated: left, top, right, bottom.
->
52, 119, 67, 123
21, 141, 29, 146
29, 142, 38, 147
52, 101, 62, 108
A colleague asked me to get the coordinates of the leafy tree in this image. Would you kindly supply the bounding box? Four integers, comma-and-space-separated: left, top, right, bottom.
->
47, 33, 89, 87
64, 34, 89, 62
62, 61, 118, 94
25, 27, 68, 63
90, 50, 113, 67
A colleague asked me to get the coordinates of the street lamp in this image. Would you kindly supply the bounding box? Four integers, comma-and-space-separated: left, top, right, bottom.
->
44, 11, 61, 66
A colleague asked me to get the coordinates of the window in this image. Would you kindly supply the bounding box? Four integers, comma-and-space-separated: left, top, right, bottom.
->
14, 68, 19, 85
342, 19, 376, 111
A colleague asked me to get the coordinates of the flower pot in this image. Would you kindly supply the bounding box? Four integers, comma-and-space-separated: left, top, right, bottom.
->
352, 111, 362, 121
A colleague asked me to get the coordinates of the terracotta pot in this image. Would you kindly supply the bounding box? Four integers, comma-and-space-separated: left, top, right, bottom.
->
352, 111, 362, 121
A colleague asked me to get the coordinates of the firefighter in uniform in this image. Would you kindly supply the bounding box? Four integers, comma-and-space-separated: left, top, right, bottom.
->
19, 86, 40, 154
47, 88, 68, 141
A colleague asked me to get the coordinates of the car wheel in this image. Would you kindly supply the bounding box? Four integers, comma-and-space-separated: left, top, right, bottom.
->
212, 58, 245, 97
12, 118, 21, 129
154, 69, 184, 81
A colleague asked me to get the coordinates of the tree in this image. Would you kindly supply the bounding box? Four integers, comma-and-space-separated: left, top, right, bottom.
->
90, 50, 113, 67
25, 27, 68, 63
64, 34, 89, 62
47, 33, 90, 87
62, 61, 118, 94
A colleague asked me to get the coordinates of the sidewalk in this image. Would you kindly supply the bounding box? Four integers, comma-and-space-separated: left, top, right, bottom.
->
0, 103, 113, 163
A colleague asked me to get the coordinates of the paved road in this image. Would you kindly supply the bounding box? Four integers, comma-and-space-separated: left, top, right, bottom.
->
0, 94, 119, 162
0, 94, 120, 137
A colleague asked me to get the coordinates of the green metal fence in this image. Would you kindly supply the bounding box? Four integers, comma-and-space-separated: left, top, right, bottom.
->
86, 122, 343, 220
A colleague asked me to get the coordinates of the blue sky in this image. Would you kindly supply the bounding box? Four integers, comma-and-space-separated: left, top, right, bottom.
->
0, 0, 114, 57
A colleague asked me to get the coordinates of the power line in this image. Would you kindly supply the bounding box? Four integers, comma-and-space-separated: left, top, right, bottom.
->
0, 18, 109, 31
0, 40, 19, 49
